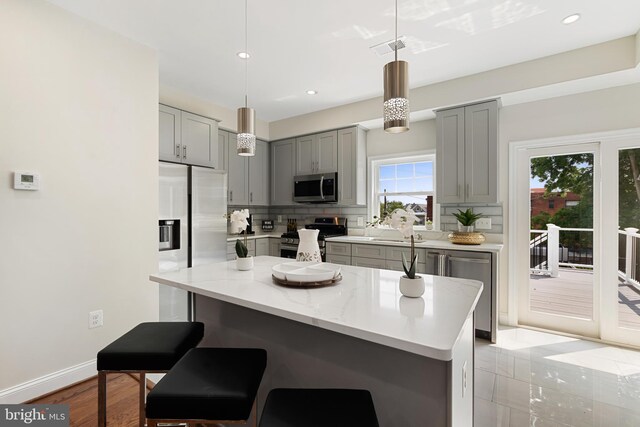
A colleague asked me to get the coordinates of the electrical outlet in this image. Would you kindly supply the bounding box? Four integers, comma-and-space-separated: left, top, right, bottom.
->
475, 217, 491, 230
89, 310, 103, 329
357, 217, 364, 227
277, 215, 282, 223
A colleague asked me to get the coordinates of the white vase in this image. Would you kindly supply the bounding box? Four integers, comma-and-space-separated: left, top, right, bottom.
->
399, 275, 425, 298
236, 255, 254, 271
296, 229, 322, 262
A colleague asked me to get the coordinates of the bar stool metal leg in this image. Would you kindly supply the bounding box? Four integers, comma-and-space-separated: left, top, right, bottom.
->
138, 373, 146, 427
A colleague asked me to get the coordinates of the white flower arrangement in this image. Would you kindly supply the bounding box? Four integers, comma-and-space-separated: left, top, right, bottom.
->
229, 209, 250, 258
386, 208, 420, 279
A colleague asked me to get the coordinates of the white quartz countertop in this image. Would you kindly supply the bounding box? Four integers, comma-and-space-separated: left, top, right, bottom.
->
226, 233, 281, 242
325, 235, 503, 252
149, 256, 482, 361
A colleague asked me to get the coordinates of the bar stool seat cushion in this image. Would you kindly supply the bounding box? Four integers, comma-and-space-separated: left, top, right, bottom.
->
146, 347, 267, 421
259, 388, 379, 427
97, 322, 204, 371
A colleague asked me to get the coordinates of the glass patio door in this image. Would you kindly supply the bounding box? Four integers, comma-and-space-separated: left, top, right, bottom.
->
601, 139, 640, 347
515, 143, 600, 338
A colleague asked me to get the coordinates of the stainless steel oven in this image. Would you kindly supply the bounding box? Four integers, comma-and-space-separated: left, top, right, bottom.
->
293, 173, 337, 203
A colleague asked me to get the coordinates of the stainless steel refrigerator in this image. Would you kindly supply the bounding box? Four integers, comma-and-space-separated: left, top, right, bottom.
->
158, 163, 227, 321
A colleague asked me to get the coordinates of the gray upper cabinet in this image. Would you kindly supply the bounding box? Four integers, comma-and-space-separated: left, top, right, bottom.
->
249, 140, 269, 205
226, 134, 269, 206
337, 127, 366, 205
295, 131, 338, 175
159, 105, 181, 162
271, 139, 296, 205
217, 129, 228, 171
159, 104, 219, 168
436, 100, 498, 203
226, 133, 249, 205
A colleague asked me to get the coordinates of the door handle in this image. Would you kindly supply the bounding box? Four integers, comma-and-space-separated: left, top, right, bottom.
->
183, 146, 187, 159
448, 256, 490, 264
320, 175, 325, 200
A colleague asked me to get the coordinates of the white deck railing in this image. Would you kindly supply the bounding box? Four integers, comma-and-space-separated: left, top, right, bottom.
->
619, 228, 640, 291
530, 226, 640, 290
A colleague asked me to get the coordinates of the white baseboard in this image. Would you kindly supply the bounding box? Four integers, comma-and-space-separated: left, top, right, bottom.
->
0, 359, 96, 404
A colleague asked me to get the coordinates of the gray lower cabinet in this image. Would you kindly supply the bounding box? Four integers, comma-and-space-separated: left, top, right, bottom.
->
352, 244, 385, 260
269, 238, 281, 257
352, 257, 386, 269
386, 260, 427, 275
159, 105, 219, 168
270, 139, 296, 205
326, 242, 351, 257
226, 239, 256, 261
327, 254, 351, 265
435, 100, 497, 203
425, 249, 494, 340
255, 238, 269, 256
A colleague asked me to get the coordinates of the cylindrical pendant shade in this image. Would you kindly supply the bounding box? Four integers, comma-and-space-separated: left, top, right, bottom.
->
237, 107, 256, 156
383, 60, 409, 133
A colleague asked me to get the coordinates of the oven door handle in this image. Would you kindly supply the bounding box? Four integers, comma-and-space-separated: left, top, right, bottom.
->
320, 175, 325, 200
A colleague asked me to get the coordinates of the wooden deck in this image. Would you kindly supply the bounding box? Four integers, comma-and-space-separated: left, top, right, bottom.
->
529, 269, 640, 329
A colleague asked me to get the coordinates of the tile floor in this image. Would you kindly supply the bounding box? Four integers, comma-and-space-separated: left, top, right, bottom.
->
474, 327, 640, 426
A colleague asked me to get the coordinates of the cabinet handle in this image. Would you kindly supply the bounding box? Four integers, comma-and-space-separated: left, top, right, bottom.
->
230, 190, 233, 202
176, 144, 180, 158
250, 192, 253, 203
183, 146, 187, 159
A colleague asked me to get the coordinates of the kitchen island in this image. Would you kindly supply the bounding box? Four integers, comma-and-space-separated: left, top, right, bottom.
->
149, 256, 482, 426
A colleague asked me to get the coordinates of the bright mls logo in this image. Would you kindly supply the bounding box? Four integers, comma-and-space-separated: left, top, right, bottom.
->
0, 405, 69, 426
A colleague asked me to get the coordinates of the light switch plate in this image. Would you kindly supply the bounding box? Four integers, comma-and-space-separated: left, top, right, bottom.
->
475, 218, 491, 230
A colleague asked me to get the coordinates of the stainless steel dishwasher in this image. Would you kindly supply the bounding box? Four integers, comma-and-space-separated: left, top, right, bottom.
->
426, 249, 494, 341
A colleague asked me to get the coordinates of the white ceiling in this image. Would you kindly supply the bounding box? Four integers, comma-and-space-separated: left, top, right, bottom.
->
47, 0, 640, 122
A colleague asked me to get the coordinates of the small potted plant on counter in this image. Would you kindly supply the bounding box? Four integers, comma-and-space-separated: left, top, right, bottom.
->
448, 208, 486, 245
388, 208, 425, 298
230, 209, 253, 270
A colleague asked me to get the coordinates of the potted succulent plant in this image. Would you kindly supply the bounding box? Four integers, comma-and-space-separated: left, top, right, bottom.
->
449, 208, 486, 245
230, 209, 253, 270
387, 208, 425, 298
452, 208, 484, 232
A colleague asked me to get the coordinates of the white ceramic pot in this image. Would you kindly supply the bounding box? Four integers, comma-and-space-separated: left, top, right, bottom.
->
399, 275, 425, 298
296, 229, 322, 262
236, 256, 254, 271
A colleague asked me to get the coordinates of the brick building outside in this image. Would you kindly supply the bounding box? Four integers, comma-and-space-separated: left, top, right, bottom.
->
530, 188, 581, 218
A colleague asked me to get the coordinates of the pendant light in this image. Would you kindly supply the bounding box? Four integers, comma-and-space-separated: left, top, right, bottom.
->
383, 0, 409, 133
237, 0, 256, 156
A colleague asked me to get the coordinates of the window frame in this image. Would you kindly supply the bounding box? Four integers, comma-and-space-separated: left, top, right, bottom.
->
367, 150, 439, 230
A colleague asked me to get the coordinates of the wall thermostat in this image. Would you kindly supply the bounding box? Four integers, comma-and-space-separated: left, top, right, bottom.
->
14, 171, 40, 190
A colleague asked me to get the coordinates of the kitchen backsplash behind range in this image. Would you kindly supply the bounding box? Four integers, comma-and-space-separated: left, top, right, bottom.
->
227, 205, 367, 234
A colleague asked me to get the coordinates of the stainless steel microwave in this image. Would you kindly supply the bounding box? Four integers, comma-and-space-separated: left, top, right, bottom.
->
293, 173, 337, 203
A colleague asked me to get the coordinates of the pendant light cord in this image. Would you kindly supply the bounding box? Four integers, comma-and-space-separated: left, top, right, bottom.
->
244, 0, 248, 108
394, 0, 398, 62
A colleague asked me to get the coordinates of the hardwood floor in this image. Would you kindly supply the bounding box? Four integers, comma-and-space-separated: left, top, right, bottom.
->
29, 373, 147, 427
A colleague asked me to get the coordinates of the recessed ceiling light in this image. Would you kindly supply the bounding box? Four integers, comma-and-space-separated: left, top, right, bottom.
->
562, 14, 581, 25
237, 52, 250, 59
306, 90, 318, 95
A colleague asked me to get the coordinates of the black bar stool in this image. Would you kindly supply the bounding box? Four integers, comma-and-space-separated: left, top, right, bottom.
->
259, 388, 379, 427
145, 347, 267, 427
96, 322, 204, 427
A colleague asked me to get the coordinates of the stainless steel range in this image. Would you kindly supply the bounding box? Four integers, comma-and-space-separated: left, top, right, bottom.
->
280, 217, 348, 261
